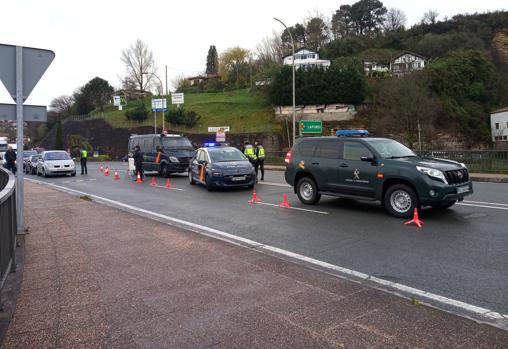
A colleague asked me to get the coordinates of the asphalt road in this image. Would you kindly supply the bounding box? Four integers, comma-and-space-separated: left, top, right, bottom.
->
26, 161, 508, 321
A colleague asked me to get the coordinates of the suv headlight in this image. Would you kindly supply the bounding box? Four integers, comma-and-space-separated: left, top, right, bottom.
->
416, 166, 448, 184
169, 156, 179, 163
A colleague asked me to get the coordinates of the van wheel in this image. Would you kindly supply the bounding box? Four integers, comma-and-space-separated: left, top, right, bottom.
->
160, 164, 169, 178
296, 177, 320, 205
384, 184, 419, 218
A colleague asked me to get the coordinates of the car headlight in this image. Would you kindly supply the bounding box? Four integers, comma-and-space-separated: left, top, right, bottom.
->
46, 163, 53, 168
169, 156, 179, 163
212, 170, 222, 177
416, 166, 448, 184
460, 162, 466, 168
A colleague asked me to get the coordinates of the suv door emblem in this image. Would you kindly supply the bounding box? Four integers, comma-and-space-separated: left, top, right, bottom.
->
353, 168, 360, 180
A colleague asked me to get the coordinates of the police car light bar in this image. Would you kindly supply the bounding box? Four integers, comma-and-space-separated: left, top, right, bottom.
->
336, 129, 369, 137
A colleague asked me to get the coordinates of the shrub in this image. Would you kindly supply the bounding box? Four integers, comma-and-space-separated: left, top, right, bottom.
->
125, 102, 149, 122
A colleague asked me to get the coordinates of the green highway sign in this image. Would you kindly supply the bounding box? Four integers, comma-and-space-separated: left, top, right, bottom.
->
299, 120, 322, 134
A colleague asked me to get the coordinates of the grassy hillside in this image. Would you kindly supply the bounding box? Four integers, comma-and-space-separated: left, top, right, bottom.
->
90, 89, 278, 134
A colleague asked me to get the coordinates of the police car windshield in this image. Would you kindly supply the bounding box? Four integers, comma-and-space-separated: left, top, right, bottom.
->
44, 152, 71, 160
208, 148, 246, 162
369, 140, 417, 159
162, 137, 192, 149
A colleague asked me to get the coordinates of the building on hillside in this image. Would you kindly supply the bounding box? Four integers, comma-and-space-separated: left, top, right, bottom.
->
187, 73, 220, 86
282, 48, 330, 70
363, 61, 390, 77
113, 89, 152, 101
390, 51, 426, 76
491, 107, 508, 142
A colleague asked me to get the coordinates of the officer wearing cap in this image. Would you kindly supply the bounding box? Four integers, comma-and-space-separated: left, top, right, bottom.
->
132, 145, 144, 181
254, 140, 265, 181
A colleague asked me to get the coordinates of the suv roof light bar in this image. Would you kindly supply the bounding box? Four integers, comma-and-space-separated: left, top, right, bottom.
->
336, 129, 369, 137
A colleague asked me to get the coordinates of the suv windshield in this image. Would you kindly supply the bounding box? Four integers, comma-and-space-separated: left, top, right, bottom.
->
44, 152, 71, 161
208, 148, 246, 162
162, 137, 192, 149
369, 140, 417, 159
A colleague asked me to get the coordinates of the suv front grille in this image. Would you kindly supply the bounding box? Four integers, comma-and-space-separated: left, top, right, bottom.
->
445, 169, 469, 184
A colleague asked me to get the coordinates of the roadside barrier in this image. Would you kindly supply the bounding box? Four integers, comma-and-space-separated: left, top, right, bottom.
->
114, 170, 120, 181
279, 193, 291, 208
248, 190, 261, 204
165, 179, 172, 189
404, 208, 423, 228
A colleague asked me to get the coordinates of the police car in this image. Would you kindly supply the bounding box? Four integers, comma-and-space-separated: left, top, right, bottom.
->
284, 130, 473, 218
188, 143, 256, 191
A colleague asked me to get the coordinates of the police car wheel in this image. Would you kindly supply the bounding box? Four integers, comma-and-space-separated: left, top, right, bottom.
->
189, 170, 195, 185
296, 177, 320, 205
205, 174, 214, 192
384, 184, 419, 218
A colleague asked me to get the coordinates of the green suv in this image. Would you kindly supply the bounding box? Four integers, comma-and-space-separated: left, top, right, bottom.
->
284, 132, 473, 218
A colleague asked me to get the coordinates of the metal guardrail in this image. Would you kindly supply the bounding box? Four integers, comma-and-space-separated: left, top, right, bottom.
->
0, 167, 17, 310
265, 150, 508, 174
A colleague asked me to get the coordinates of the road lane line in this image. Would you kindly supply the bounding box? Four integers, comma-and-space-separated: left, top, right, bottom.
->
253, 201, 329, 215
25, 178, 508, 328
151, 184, 185, 192
463, 200, 508, 207
256, 182, 291, 188
458, 203, 508, 211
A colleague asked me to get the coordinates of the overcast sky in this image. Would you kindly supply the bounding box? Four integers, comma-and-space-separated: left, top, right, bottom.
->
0, 0, 506, 106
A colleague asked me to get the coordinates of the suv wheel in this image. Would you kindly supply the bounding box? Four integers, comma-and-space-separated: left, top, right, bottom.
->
296, 177, 321, 205
384, 184, 419, 218
188, 169, 195, 185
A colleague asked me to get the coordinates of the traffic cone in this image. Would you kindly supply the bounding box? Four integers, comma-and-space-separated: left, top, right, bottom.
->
165, 179, 172, 189
279, 193, 291, 208
99, 164, 103, 172
248, 190, 261, 204
104, 167, 110, 176
114, 170, 120, 180
150, 177, 157, 187
136, 172, 143, 183
404, 208, 424, 228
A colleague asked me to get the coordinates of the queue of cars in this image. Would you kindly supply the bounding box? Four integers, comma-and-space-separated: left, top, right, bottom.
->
2, 149, 77, 177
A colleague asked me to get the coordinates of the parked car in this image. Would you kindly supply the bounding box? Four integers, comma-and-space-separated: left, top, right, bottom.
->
25, 154, 40, 174
37, 151, 76, 177
22, 150, 39, 173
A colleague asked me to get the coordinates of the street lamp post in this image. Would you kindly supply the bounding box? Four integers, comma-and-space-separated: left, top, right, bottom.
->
143, 71, 165, 133
274, 17, 296, 148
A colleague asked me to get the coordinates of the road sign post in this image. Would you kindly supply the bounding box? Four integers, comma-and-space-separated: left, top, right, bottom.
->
151, 98, 167, 134
0, 44, 55, 233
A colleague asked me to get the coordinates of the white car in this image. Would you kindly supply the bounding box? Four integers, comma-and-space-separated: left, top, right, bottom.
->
37, 150, 76, 177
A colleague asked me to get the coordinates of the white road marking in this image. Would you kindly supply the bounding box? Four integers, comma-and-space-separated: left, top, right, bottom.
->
458, 203, 508, 211
25, 177, 508, 327
253, 201, 328, 215
463, 200, 508, 207
257, 181, 291, 188
150, 184, 185, 192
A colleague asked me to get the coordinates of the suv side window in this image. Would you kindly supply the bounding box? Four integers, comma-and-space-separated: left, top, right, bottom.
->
298, 140, 317, 157
316, 140, 341, 159
343, 142, 373, 160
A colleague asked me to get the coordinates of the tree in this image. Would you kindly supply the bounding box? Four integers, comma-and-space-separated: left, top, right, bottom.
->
72, 87, 94, 115
206, 45, 219, 75
421, 10, 439, 25
82, 77, 114, 111
50, 95, 74, 117
256, 31, 285, 66
55, 117, 63, 150
305, 17, 329, 51
120, 39, 156, 92
383, 8, 406, 32
350, 0, 387, 36
331, 5, 354, 39
125, 101, 149, 122
281, 23, 306, 54
218, 47, 250, 88
68, 134, 92, 156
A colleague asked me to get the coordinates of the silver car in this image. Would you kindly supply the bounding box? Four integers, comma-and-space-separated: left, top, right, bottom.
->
37, 151, 76, 177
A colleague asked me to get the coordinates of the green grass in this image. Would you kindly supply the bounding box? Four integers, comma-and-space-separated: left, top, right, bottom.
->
91, 89, 279, 134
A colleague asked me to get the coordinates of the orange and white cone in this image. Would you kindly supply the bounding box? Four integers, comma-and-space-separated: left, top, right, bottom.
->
136, 172, 143, 183
104, 167, 110, 176
404, 208, 424, 228
279, 193, 291, 208
150, 177, 157, 187
165, 179, 172, 189
248, 190, 261, 204
114, 170, 120, 180
99, 164, 103, 172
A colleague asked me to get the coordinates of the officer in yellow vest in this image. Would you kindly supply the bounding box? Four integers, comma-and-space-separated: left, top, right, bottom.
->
80, 147, 88, 175
243, 140, 257, 167
254, 140, 265, 181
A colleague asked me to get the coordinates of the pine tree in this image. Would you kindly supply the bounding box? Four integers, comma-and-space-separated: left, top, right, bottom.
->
206, 45, 219, 75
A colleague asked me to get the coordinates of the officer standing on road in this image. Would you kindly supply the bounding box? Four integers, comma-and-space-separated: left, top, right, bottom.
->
254, 140, 265, 181
4, 146, 16, 174
80, 147, 88, 175
243, 140, 257, 167
133, 145, 144, 181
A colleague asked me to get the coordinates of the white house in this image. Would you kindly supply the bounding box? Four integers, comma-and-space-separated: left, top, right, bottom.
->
491, 107, 508, 142
363, 61, 390, 76
391, 51, 426, 76
282, 48, 330, 70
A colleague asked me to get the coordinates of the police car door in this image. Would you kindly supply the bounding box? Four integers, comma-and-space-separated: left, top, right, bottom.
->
337, 141, 378, 198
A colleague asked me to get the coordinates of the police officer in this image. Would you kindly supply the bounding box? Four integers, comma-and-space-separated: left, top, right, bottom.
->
254, 140, 265, 181
132, 145, 144, 180
243, 140, 257, 166
4, 146, 16, 174
80, 147, 88, 175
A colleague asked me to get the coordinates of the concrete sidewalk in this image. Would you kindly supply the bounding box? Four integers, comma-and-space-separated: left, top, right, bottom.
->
2, 182, 507, 348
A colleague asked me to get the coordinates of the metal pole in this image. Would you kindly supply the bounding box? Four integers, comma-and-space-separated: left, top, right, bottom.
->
165, 65, 168, 95
274, 18, 296, 148
15, 46, 24, 233
154, 110, 157, 134
418, 118, 422, 151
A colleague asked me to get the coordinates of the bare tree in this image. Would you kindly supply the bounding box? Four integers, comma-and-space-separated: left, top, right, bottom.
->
256, 30, 284, 66
50, 95, 74, 116
120, 39, 156, 92
383, 8, 407, 32
421, 10, 439, 25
